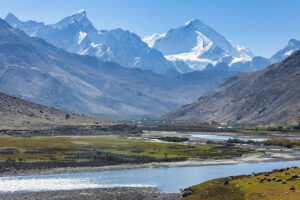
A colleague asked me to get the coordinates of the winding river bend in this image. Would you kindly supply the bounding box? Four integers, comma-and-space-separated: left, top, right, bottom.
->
0, 160, 299, 193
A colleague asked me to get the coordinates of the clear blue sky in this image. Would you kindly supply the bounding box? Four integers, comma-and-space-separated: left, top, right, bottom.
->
0, 0, 299, 57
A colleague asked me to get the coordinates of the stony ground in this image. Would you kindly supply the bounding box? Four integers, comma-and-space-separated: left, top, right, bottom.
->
0, 187, 181, 200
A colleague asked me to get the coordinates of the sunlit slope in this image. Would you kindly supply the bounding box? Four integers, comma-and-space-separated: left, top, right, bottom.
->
182, 167, 300, 200
0, 92, 109, 130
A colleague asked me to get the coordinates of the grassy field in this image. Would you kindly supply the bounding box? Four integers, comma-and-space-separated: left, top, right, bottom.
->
263, 139, 300, 149
181, 167, 300, 200
135, 121, 300, 135
0, 136, 255, 171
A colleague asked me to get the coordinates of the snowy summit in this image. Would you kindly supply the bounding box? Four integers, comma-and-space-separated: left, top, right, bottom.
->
144, 19, 254, 72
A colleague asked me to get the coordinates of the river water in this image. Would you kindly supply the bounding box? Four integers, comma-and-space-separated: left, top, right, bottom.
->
145, 131, 268, 142
188, 133, 266, 142
0, 160, 299, 193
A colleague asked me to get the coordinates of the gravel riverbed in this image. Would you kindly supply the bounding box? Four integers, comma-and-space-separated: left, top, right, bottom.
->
0, 187, 181, 200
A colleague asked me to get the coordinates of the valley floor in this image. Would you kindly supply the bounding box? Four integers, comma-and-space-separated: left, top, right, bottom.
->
0, 129, 299, 177
1, 153, 299, 178
0, 130, 299, 200
0, 135, 256, 174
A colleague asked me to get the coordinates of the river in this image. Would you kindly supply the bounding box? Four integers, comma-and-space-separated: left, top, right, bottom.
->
0, 160, 299, 193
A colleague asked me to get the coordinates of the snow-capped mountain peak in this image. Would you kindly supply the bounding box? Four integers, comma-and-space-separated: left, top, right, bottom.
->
183, 19, 209, 30
76, 9, 86, 14
288, 39, 300, 48
271, 39, 300, 63
144, 19, 254, 71
52, 9, 94, 31
184, 19, 198, 26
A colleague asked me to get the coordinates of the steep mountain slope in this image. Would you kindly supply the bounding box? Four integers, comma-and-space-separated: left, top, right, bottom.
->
0, 91, 108, 130
271, 39, 300, 63
144, 19, 254, 72
164, 50, 300, 125
5, 10, 175, 74
0, 18, 232, 119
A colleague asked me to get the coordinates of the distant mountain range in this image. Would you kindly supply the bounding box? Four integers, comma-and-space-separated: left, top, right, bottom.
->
0, 18, 235, 119
6, 10, 300, 74
204, 39, 300, 72
5, 10, 175, 74
164, 50, 300, 125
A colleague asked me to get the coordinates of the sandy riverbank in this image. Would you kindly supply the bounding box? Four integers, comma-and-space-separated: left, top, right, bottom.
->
1, 152, 299, 178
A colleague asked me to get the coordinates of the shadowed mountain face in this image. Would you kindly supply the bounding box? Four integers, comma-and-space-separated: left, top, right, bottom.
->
5, 10, 175, 74
164, 50, 300, 125
0, 18, 234, 119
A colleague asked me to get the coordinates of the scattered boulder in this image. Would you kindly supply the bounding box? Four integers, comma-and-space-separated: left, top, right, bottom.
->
290, 186, 296, 191
182, 190, 192, 197
292, 175, 298, 179
65, 114, 70, 119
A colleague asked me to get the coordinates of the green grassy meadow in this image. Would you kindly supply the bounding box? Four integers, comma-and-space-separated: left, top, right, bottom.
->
0, 136, 256, 171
